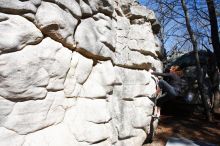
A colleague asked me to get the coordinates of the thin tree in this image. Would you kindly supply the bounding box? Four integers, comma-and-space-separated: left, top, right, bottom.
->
181, 0, 212, 121
206, 0, 220, 69
206, 0, 220, 114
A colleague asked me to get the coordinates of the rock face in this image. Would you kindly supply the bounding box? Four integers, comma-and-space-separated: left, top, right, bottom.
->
0, 0, 163, 146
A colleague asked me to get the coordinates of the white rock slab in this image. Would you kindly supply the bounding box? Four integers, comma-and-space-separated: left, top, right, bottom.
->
46, 0, 82, 18
0, 0, 163, 146
64, 98, 111, 144
112, 15, 163, 70
24, 124, 80, 146
80, 61, 115, 98
113, 67, 157, 100
129, 4, 157, 22
0, 97, 15, 121
0, 0, 38, 14
0, 127, 24, 146
116, 129, 146, 146
75, 13, 115, 57
79, 0, 93, 17
0, 13, 43, 53
87, 0, 114, 15
127, 23, 160, 55
64, 52, 93, 98
114, 66, 151, 85
0, 37, 72, 100
0, 91, 73, 134
36, 1, 78, 47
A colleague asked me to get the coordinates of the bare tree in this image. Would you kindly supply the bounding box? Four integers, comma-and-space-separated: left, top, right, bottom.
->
142, 0, 219, 119
143, 0, 217, 55
206, 0, 220, 114
206, 0, 220, 69
181, 0, 212, 121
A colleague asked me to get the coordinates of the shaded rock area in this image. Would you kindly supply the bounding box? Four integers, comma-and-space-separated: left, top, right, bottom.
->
0, 0, 163, 146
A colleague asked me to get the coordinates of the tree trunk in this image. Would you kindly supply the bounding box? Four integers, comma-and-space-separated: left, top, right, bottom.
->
206, 0, 220, 114
181, 0, 212, 121
213, 91, 220, 113
206, 0, 220, 70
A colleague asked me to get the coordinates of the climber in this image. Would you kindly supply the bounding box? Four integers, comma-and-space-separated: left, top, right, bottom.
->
150, 65, 184, 118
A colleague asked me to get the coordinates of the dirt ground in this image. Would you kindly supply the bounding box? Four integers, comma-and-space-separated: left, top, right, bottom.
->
144, 103, 220, 146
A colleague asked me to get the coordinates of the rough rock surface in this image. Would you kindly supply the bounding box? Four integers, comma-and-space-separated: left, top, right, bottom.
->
0, 0, 163, 146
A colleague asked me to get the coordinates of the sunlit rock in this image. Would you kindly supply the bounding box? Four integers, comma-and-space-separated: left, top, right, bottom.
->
0, 0, 162, 146
0, 13, 43, 53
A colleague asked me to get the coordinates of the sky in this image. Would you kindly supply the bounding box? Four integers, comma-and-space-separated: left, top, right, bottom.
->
136, 0, 220, 54
137, 0, 177, 53
138, 0, 146, 5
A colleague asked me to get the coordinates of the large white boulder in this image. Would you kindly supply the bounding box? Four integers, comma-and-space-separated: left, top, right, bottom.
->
0, 0, 163, 146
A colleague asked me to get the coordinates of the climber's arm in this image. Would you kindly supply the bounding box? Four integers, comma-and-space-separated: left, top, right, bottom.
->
151, 72, 172, 77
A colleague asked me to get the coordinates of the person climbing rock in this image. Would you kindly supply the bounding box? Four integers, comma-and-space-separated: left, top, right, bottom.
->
151, 65, 184, 118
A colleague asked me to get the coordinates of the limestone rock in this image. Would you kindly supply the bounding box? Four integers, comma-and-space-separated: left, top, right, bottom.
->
0, 91, 75, 135
0, 127, 24, 146
23, 124, 80, 146
87, 0, 114, 16
0, 0, 41, 21
113, 15, 163, 70
113, 66, 156, 99
64, 52, 93, 98
79, 0, 93, 17
36, 1, 78, 48
0, 0, 39, 14
0, 0, 163, 146
64, 98, 112, 144
0, 13, 43, 53
46, 0, 82, 18
129, 4, 157, 22
75, 13, 115, 58
0, 38, 72, 100
80, 61, 116, 98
